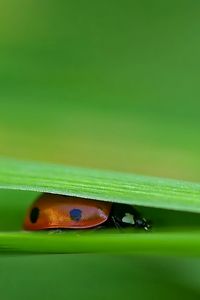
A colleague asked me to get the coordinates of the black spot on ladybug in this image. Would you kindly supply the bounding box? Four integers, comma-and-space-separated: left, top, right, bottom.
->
30, 207, 40, 223
70, 209, 82, 221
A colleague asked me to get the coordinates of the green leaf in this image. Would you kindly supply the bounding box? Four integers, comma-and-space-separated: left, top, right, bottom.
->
1, 231, 200, 256
0, 157, 200, 213
1, 157, 200, 257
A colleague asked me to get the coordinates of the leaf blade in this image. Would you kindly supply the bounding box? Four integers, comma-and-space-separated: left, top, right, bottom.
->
0, 157, 200, 213
1, 231, 200, 256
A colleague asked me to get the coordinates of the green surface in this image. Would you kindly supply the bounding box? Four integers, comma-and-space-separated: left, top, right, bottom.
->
0, 157, 200, 212
2, 231, 200, 256
0, 0, 200, 299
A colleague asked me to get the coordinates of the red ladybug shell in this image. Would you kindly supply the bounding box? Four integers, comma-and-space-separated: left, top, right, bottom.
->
24, 193, 112, 230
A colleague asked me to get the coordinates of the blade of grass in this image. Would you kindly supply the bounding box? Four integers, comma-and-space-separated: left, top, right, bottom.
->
0, 157, 199, 213
1, 231, 200, 256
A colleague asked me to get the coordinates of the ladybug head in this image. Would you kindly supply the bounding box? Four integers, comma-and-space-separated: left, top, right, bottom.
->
135, 217, 151, 231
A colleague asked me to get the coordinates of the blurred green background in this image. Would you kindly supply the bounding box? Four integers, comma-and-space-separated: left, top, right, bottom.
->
0, 0, 200, 181
0, 1, 200, 299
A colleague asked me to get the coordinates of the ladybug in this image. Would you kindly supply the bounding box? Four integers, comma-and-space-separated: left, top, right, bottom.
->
23, 193, 150, 231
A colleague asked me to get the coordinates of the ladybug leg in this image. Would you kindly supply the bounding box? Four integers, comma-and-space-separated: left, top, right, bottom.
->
110, 216, 123, 229
47, 229, 65, 234
103, 214, 123, 229
89, 225, 108, 231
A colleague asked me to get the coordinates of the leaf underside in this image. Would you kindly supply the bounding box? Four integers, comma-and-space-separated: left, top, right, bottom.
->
0, 157, 200, 213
